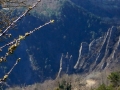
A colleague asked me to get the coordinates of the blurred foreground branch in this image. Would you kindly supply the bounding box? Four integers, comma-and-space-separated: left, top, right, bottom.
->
0, 0, 54, 87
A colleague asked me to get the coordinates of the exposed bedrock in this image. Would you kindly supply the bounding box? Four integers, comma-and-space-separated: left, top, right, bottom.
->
58, 26, 120, 75
73, 26, 120, 73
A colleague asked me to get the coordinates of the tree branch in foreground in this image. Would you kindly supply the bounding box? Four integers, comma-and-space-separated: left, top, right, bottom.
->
0, 0, 41, 37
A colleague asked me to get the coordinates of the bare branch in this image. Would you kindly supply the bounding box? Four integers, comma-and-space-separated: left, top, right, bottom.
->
0, 0, 41, 37
0, 20, 54, 63
0, 58, 21, 84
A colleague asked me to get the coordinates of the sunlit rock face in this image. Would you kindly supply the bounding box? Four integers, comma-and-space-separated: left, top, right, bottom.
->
57, 52, 73, 78
56, 26, 120, 77
74, 26, 120, 73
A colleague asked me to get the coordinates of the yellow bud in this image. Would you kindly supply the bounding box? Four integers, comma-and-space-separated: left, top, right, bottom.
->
19, 35, 25, 40
29, 6, 32, 10
25, 32, 30, 36
17, 58, 21, 62
50, 20, 54, 23
0, 58, 2, 62
3, 74, 8, 80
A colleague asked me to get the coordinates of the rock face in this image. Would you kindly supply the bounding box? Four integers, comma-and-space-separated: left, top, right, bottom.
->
57, 52, 73, 78
73, 26, 120, 73
74, 42, 89, 70
58, 26, 120, 76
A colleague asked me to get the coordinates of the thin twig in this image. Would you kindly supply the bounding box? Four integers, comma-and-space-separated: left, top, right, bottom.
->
0, 58, 21, 84
0, 20, 54, 51
0, 0, 41, 37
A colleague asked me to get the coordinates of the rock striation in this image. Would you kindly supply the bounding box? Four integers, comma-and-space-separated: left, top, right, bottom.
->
57, 52, 73, 78
74, 26, 120, 73
57, 26, 120, 76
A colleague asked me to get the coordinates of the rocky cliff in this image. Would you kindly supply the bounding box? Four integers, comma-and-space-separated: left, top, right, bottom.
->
57, 26, 120, 77
74, 26, 120, 72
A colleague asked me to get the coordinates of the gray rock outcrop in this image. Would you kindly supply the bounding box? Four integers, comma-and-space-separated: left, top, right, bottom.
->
74, 26, 120, 72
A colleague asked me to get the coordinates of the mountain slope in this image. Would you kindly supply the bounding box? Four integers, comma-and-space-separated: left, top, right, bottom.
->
70, 0, 120, 18
74, 26, 120, 73
17, 0, 109, 83
0, 0, 111, 86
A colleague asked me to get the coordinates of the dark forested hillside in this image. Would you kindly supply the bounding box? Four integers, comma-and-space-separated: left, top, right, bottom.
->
70, 0, 120, 18
4, 0, 110, 85
1, 0, 120, 90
